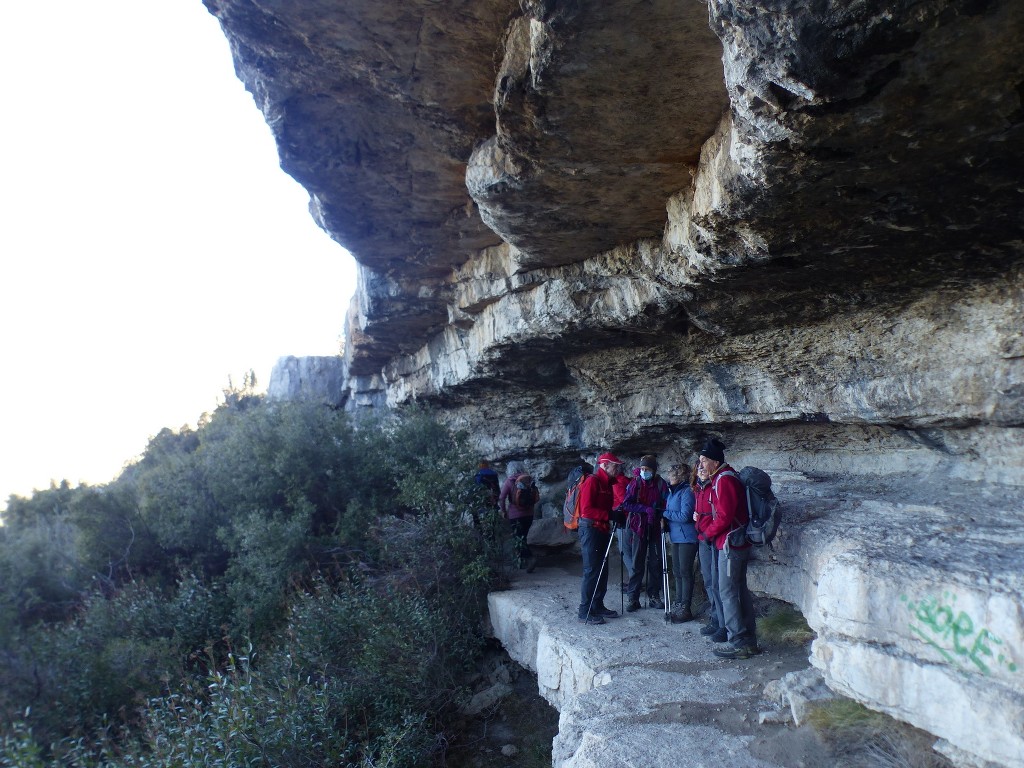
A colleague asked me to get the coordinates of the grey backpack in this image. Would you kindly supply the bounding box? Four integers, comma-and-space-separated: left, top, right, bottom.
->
715, 466, 782, 547
738, 466, 781, 547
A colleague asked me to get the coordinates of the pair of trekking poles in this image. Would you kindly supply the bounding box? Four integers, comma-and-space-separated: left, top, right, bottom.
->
584, 509, 673, 624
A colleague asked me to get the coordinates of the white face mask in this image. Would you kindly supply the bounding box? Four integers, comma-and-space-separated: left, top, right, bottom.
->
640, 469, 653, 481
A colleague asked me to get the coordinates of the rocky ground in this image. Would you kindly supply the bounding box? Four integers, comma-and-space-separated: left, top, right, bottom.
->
481, 547, 956, 768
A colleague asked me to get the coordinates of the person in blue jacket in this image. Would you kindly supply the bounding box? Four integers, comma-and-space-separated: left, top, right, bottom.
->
662, 462, 698, 623
474, 460, 501, 508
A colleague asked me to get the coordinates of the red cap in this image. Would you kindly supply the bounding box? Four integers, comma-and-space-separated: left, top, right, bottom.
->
597, 452, 623, 465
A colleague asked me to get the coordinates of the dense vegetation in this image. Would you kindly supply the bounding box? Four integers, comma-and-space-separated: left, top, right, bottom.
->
0, 393, 507, 767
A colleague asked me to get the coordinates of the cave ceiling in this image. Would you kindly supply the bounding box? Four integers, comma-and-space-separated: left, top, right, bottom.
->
205, 0, 1024, 409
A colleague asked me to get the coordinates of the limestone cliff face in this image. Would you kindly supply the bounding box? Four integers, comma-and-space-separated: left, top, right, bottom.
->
208, 1, 1023, 765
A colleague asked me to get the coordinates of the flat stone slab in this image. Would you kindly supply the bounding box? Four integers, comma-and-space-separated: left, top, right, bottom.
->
490, 471, 1024, 768
487, 550, 823, 768
757, 473, 1024, 768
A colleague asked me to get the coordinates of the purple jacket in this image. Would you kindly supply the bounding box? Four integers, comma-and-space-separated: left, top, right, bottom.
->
499, 474, 536, 520
621, 468, 669, 533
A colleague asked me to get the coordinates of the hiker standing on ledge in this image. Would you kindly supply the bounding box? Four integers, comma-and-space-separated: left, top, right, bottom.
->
694, 461, 724, 639
621, 455, 670, 612
576, 452, 626, 625
663, 462, 697, 623
694, 438, 760, 659
474, 460, 500, 510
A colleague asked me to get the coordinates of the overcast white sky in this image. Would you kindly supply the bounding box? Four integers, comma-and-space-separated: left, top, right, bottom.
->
0, 1, 357, 506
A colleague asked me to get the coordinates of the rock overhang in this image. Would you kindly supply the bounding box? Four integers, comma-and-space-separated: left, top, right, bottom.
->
207, 1, 1024, 386
209, 3, 1024, 762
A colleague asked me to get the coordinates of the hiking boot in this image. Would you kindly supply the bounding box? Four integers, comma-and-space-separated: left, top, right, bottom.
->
712, 644, 761, 660
708, 628, 728, 643
700, 623, 721, 636
596, 606, 620, 618
670, 607, 694, 624
578, 614, 606, 625
648, 597, 665, 610
625, 599, 642, 612
525, 556, 538, 573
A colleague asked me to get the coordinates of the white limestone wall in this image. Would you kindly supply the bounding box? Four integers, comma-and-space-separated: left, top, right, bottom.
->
747, 478, 1024, 768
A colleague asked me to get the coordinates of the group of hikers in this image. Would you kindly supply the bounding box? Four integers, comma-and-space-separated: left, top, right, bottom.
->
475, 437, 761, 661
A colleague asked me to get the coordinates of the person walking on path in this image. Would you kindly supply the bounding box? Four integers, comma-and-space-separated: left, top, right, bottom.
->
621, 455, 670, 612
694, 438, 760, 659
662, 462, 697, 623
499, 465, 539, 573
577, 452, 626, 625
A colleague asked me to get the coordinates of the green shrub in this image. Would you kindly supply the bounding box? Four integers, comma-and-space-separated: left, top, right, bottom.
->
69, 485, 162, 586
219, 508, 309, 640
0, 576, 231, 749
0, 485, 87, 626
0, 404, 501, 766
0, 721, 46, 768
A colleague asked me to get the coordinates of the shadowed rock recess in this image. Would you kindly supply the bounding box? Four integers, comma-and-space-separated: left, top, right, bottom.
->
208, 1, 1023, 765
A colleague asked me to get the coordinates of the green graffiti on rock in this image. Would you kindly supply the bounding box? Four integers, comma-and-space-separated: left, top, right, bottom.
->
900, 592, 1018, 675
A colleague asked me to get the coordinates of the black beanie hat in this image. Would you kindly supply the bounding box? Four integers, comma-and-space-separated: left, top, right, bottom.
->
639, 455, 658, 470
699, 438, 725, 464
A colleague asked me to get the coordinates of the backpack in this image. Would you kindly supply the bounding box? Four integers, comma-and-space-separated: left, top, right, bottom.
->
562, 465, 591, 531
713, 466, 781, 547
738, 466, 781, 546
512, 474, 538, 508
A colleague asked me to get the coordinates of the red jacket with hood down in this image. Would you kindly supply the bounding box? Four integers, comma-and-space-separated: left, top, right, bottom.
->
694, 464, 749, 551
579, 467, 617, 533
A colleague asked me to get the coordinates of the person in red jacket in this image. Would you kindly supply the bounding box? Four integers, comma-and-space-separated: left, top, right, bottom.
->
694, 438, 760, 659
577, 452, 626, 625
694, 462, 724, 640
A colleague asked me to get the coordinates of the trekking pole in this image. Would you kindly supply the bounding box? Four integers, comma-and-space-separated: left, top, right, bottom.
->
661, 527, 672, 623
586, 523, 618, 624
620, 509, 632, 615
620, 528, 625, 616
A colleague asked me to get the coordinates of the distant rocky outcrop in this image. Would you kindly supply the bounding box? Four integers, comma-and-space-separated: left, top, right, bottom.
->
267, 355, 345, 405
217, 1, 1023, 765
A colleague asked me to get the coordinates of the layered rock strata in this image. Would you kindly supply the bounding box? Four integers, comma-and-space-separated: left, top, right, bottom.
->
208, 0, 1024, 764
754, 470, 1024, 768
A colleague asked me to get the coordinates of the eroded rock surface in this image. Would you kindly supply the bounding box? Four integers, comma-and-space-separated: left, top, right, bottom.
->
211, 0, 1024, 764
486, 556, 818, 768
751, 469, 1024, 768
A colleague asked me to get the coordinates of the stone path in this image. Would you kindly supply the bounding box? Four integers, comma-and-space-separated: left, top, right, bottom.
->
487, 549, 831, 768
488, 468, 1024, 768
